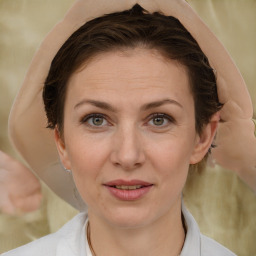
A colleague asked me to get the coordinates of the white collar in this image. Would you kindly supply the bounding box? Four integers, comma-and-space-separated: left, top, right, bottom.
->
55, 213, 88, 256
180, 201, 201, 256
55, 203, 201, 256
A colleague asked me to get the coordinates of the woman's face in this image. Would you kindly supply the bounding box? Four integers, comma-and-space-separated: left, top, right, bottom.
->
56, 48, 215, 228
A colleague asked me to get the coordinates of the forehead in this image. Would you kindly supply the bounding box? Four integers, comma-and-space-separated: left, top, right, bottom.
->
66, 48, 193, 107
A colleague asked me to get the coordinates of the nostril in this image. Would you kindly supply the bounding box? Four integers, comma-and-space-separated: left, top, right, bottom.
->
110, 131, 146, 169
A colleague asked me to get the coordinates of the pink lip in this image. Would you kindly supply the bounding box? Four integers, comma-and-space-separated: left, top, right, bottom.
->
103, 179, 153, 201
104, 179, 152, 186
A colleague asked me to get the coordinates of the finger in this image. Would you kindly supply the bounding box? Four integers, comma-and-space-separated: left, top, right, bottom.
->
0, 188, 16, 215
10, 192, 43, 213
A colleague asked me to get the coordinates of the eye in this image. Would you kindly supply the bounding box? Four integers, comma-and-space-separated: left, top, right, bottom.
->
81, 114, 108, 127
152, 116, 166, 126
148, 113, 174, 127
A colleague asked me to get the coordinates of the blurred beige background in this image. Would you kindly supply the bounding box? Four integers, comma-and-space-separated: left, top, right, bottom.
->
0, 0, 255, 255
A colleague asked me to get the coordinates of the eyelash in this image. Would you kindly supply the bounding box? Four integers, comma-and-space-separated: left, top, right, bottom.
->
80, 113, 109, 127
146, 113, 175, 127
80, 113, 175, 128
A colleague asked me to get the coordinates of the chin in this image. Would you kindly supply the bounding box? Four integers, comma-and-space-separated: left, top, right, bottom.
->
97, 204, 163, 229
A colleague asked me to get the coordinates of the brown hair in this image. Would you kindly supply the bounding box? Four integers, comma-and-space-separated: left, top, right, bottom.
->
43, 4, 222, 172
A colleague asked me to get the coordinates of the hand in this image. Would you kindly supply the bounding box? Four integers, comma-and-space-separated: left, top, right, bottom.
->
212, 118, 256, 192
138, 0, 187, 15
138, 0, 256, 192
66, 0, 138, 23
0, 151, 42, 215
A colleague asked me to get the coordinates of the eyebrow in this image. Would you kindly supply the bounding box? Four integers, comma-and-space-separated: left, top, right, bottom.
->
74, 99, 117, 112
74, 98, 183, 111
141, 99, 183, 110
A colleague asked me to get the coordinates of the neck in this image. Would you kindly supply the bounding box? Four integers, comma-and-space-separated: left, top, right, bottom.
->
87, 200, 185, 256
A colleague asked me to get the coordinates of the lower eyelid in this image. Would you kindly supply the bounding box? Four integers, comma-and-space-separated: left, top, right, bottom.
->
81, 114, 105, 123
149, 114, 174, 122
81, 113, 175, 127
149, 119, 169, 126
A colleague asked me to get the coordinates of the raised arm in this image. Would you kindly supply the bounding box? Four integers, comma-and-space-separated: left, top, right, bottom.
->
0, 151, 42, 215
139, 0, 256, 192
8, 0, 139, 211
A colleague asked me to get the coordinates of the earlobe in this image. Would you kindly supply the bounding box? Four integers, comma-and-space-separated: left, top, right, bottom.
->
190, 113, 220, 164
54, 128, 71, 170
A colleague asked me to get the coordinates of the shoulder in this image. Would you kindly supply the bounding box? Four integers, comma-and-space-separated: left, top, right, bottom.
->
1, 213, 87, 256
181, 202, 237, 256
1, 232, 58, 256
201, 234, 237, 256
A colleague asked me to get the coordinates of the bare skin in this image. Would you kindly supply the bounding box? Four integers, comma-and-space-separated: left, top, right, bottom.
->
139, 0, 256, 192
55, 48, 218, 256
0, 150, 42, 215
3, 0, 255, 226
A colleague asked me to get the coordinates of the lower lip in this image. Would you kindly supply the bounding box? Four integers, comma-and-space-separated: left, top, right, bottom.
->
105, 186, 153, 201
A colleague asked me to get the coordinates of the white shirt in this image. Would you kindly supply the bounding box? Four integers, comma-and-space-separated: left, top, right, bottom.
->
2, 204, 236, 256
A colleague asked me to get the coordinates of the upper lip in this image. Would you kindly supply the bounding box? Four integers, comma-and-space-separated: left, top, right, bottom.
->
104, 179, 153, 187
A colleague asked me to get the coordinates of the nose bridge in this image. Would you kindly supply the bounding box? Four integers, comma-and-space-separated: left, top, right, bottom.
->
111, 122, 145, 170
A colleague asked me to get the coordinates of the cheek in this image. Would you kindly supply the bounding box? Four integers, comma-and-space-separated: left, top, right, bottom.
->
154, 152, 189, 212
67, 149, 102, 204
65, 132, 109, 170
64, 134, 111, 199
149, 135, 194, 185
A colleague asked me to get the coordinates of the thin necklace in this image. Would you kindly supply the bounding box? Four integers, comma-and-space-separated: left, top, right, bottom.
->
86, 221, 182, 256
87, 222, 97, 256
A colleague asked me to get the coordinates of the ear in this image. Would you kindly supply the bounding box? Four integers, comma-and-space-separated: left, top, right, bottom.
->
190, 112, 220, 164
54, 128, 72, 170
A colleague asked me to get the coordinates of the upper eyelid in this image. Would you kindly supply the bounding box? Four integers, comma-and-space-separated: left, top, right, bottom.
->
80, 113, 107, 123
147, 113, 175, 122
80, 112, 175, 125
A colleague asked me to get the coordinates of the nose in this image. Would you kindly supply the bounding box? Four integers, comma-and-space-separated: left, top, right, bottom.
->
110, 125, 146, 171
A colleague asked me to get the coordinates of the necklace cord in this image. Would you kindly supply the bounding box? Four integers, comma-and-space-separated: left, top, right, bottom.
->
86, 220, 184, 256
87, 222, 97, 256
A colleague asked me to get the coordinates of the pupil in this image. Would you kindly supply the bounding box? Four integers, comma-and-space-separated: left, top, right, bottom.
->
93, 117, 103, 125
153, 117, 164, 125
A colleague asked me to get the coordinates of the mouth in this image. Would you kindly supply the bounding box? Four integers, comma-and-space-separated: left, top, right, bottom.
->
112, 185, 146, 190
104, 179, 153, 189
108, 184, 151, 190
103, 180, 153, 201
